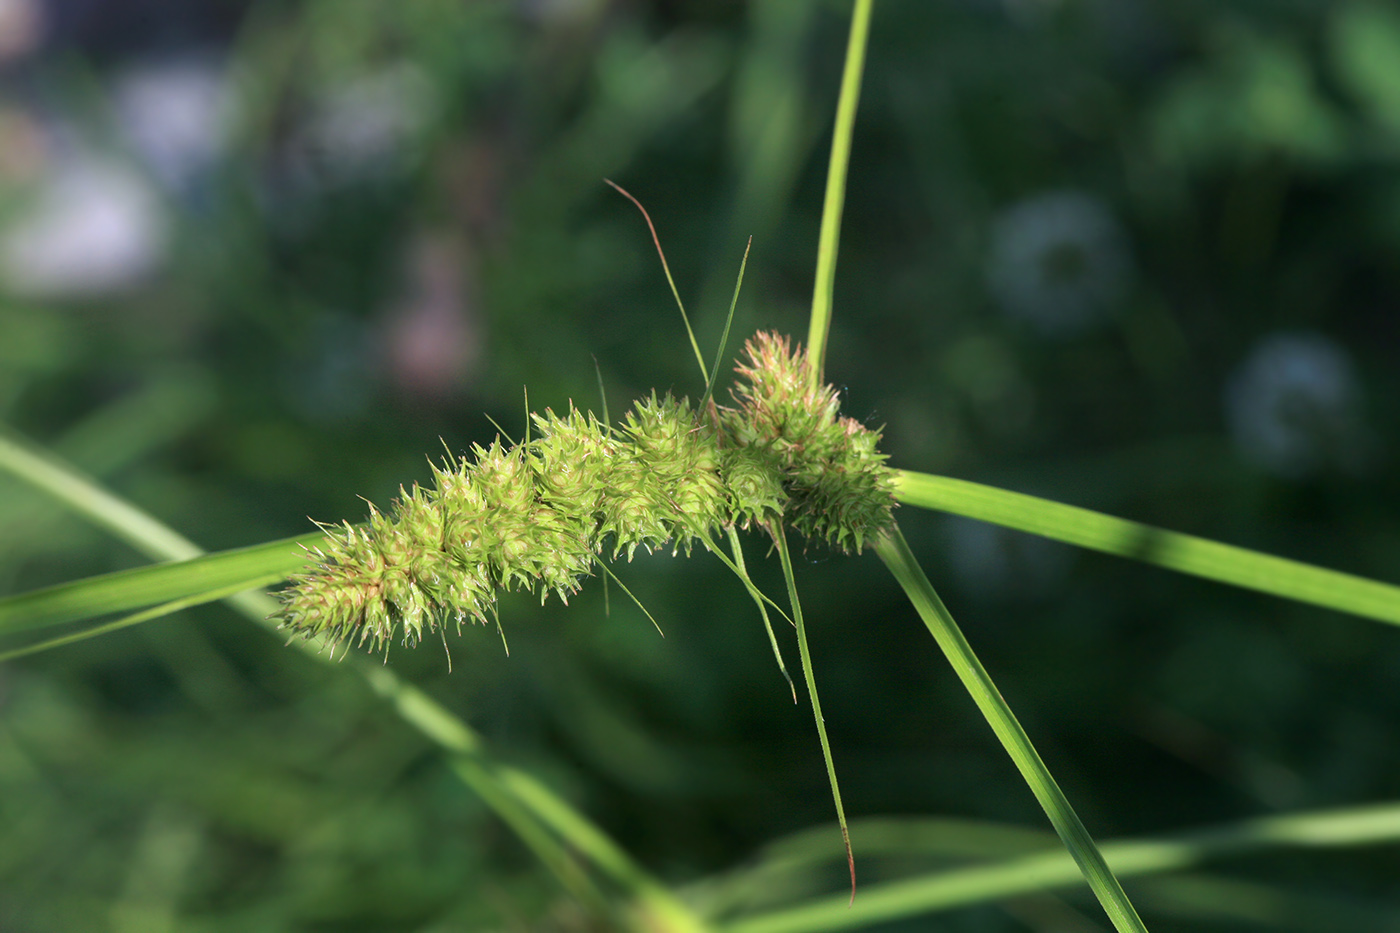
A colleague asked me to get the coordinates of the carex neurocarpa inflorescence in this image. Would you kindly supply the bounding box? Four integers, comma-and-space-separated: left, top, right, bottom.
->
274, 332, 896, 657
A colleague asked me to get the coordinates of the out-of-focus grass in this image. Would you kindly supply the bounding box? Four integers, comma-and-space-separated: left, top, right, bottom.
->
1, 2, 1398, 930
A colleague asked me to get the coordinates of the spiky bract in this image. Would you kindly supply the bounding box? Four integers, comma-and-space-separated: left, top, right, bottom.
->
275, 332, 895, 656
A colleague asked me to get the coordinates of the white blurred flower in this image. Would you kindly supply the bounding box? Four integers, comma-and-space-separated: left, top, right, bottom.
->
113, 56, 233, 193
0, 156, 167, 297
289, 63, 435, 187
1225, 332, 1368, 477
988, 189, 1131, 336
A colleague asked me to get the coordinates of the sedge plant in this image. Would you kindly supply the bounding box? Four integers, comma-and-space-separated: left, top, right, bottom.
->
3, 2, 1400, 931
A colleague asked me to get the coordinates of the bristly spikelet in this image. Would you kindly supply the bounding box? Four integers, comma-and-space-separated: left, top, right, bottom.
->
721, 332, 896, 552
275, 332, 896, 656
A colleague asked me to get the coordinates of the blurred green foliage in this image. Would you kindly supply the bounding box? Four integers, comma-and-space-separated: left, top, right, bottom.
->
1, 0, 1398, 929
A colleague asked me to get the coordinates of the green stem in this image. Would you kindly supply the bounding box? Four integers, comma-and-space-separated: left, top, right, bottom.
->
722, 801, 1400, 933
0, 535, 317, 637
806, 0, 874, 386
873, 523, 1149, 933
724, 526, 796, 703
894, 470, 1400, 626
0, 579, 269, 662
771, 524, 856, 903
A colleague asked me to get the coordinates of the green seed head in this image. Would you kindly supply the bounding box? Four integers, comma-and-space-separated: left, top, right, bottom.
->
275, 331, 896, 655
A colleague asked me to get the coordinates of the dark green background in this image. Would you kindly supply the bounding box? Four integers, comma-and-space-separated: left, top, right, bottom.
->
2, 1, 1398, 929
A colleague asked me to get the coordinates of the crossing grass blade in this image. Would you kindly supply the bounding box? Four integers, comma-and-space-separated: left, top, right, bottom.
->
719, 801, 1400, 932
0, 533, 323, 638
0, 578, 278, 662
806, 0, 873, 387
894, 470, 1400, 626
874, 523, 1149, 933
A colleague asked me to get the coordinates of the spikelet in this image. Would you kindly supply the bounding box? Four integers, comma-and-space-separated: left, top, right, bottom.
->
274, 332, 896, 656
722, 332, 896, 552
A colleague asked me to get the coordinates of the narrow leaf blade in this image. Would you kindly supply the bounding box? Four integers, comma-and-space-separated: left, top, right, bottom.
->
894, 470, 1400, 625
0, 532, 324, 636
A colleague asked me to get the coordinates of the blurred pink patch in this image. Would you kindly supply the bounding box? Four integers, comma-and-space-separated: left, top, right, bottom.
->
0, 0, 41, 63
0, 105, 44, 182
385, 235, 482, 398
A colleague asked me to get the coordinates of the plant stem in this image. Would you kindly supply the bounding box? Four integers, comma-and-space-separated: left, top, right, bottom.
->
806, 0, 874, 387
772, 523, 856, 903
874, 523, 1149, 933
722, 801, 1400, 932
894, 470, 1400, 626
